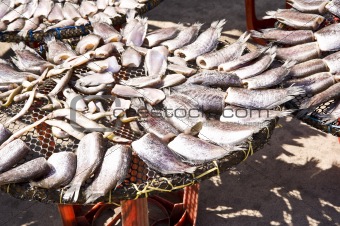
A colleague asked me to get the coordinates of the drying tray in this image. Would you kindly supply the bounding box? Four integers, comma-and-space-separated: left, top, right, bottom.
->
0, 0, 164, 44
0, 64, 277, 204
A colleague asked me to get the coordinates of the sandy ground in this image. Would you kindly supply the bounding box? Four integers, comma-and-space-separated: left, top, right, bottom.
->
0, 0, 339, 225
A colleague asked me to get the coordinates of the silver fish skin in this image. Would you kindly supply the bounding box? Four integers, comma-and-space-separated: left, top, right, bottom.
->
145, 48, 167, 77
174, 20, 226, 61
0, 139, 29, 173
121, 47, 142, 67
63, 132, 105, 202
131, 133, 196, 175
196, 32, 250, 69
122, 76, 162, 88
30, 152, 77, 189
168, 133, 237, 164
122, 16, 148, 47
174, 84, 226, 114
1, 4, 26, 24
162, 23, 202, 52
0, 59, 39, 85
225, 87, 305, 109
79, 1, 98, 18
323, 51, 340, 74
263, 9, 324, 30
242, 60, 296, 90
157, 74, 186, 89
145, 26, 180, 47
283, 72, 337, 94
92, 22, 122, 43
276, 42, 321, 63
63, 2, 81, 20
320, 100, 340, 124
232, 46, 277, 79
218, 45, 269, 72
315, 23, 340, 51
167, 64, 197, 76
0, 157, 50, 186
17, 17, 39, 37
299, 83, 340, 114
6, 18, 25, 31
186, 70, 242, 89
326, 0, 340, 17
76, 34, 102, 55
287, 0, 329, 13
198, 119, 264, 147
63, 87, 88, 112
45, 119, 85, 140
11, 43, 53, 74
250, 28, 315, 45
0, 0, 11, 19
48, 3, 64, 22
0, 124, 12, 145
45, 19, 75, 32
45, 36, 77, 64
85, 145, 132, 204
289, 59, 328, 78
162, 93, 205, 135
34, 0, 54, 18
220, 105, 293, 124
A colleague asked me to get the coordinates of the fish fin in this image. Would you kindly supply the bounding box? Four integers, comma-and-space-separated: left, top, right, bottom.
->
193, 22, 203, 30
278, 109, 295, 117
211, 19, 226, 37
237, 31, 251, 44
282, 60, 297, 69
11, 57, 26, 71
184, 166, 197, 174
266, 87, 306, 109
250, 30, 264, 39
263, 11, 277, 19
11, 42, 25, 52
266, 45, 277, 55
63, 183, 82, 202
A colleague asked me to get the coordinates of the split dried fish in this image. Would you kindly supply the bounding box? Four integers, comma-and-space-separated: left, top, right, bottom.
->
1, 4, 26, 24
63, 87, 88, 112
94, 43, 116, 58
79, 1, 98, 18
0, 139, 29, 173
250, 29, 315, 45
6, 18, 25, 31
45, 36, 77, 64
45, 19, 75, 32
121, 12, 148, 46
174, 20, 226, 61
34, 0, 54, 18
225, 87, 305, 109
121, 47, 142, 67
18, 17, 39, 37
76, 34, 102, 55
145, 48, 167, 77
276, 42, 321, 63
63, 2, 81, 20
92, 21, 122, 43
131, 133, 196, 174
167, 56, 187, 67
112, 85, 165, 105
48, 3, 64, 22
156, 74, 186, 89
122, 76, 162, 88
0, 59, 39, 85
51, 126, 70, 139
31, 152, 77, 189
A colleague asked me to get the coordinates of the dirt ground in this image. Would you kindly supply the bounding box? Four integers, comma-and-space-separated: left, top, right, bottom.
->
0, 0, 339, 225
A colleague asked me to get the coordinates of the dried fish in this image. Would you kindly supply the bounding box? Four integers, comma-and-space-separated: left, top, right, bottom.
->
31, 152, 77, 189
48, 3, 64, 22
122, 14, 148, 46
0, 21, 7, 31
22, 0, 39, 18
225, 87, 305, 109
1, 4, 26, 24
196, 32, 250, 69
97, 0, 109, 10
0, 59, 39, 85
45, 19, 75, 32
144, 48, 167, 77
75, 18, 89, 26
289, 59, 328, 78
167, 56, 187, 67
103, 6, 121, 18
250, 29, 315, 45
320, 100, 340, 124
62, 51, 96, 68
121, 47, 142, 67
76, 72, 115, 87
34, 0, 54, 18
287, 0, 328, 13
0, 139, 29, 173
276, 42, 321, 63
63, 132, 105, 202
119, 0, 143, 9
63, 87, 88, 112
79, 1, 98, 18
186, 70, 242, 89
0, 0, 11, 19
94, 43, 116, 58
131, 133, 196, 174
0, 157, 50, 186
174, 20, 226, 61
18, 17, 39, 37
63, 2, 81, 20
167, 64, 197, 76
76, 34, 102, 55
112, 85, 165, 105
157, 74, 186, 88
325, 0, 340, 17
85, 145, 132, 204
49, 69, 73, 96
315, 23, 340, 51
263, 9, 324, 30
90, 12, 112, 25
51, 126, 70, 139
45, 119, 85, 140
0, 124, 12, 145
122, 76, 162, 88
45, 36, 77, 64
6, 18, 25, 31
162, 23, 202, 52
92, 21, 122, 43
145, 26, 180, 47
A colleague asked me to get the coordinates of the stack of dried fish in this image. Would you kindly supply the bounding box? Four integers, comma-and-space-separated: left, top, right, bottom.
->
249, 0, 340, 124
0, 0, 149, 36
0, 14, 305, 204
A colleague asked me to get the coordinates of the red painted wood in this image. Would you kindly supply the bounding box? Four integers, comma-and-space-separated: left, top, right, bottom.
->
121, 198, 149, 226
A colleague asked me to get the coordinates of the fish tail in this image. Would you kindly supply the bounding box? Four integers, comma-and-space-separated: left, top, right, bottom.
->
250, 30, 264, 39
263, 11, 277, 19
63, 183, 81, 202
211, 19, 226, 30
287, 86, 306, 97
193, 22, 204, 29
282, 60, 297, 69
278, 110, 295, 117
185, 166, 197, 174
84, 187, 103, 204
237, 31, 251, 44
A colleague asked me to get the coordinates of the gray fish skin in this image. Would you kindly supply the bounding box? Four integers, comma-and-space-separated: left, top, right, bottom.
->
162, 93, 205, 135
326, 0, 340, 17
250, 28, 315, 45
276, 42, 321, 63
199, 119, 264, 147
162, 23, 202, 52
0, 59, 38, 85
145, 26, 180, 47
131, 133, 196, 175
323, 50, 340, 74
0, 157, 50, 186
85, 145, 132, 204
242, 60, 296, 90
0, 139, 29, 173
289, 59, 328, 78
63, 132, 105, 202
220, 105, 293, 124
174, 84, 226, 114
315, 23, 340, 51
232, 46, 276, 79
186, 70, 242, 89
283, 72, 336, 95
225, 87, 305, 109
287, 0, 329, 13
196, 32, 250, 69
0, 124, 12, 145
92, 22, 122, 43
30, 152, 77, 189
139, 114, 180, 142
45, 37, 77, 64
168, 133, 236, 164
218, 45, 269, 72
263, 9, 324, 30
174, 20, 226, 61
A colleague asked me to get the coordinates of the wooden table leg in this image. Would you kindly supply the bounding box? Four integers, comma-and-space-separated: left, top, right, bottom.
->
121, 198, 149, 226
58, 205, 77, 226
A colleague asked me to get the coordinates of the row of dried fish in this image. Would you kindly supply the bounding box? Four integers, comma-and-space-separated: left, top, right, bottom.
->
0, 0, 147, 36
